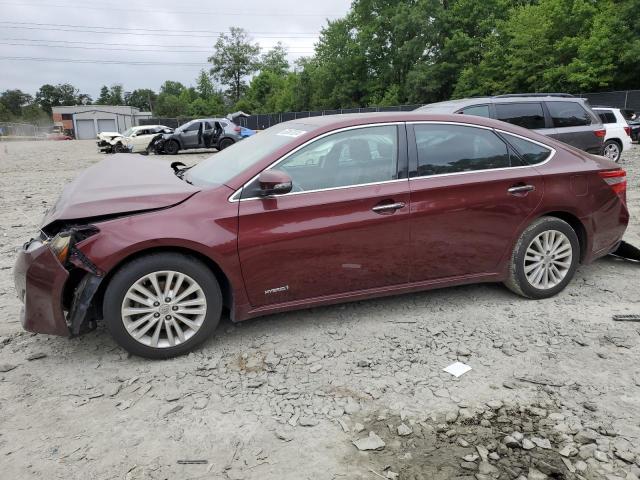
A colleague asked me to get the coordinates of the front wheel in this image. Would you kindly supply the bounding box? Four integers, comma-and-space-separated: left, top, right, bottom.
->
504, 217, 580, 299
114, 143, 127, 153
164, 140, 180, 155
103, 253, 222, 358
603, 140, 621, 162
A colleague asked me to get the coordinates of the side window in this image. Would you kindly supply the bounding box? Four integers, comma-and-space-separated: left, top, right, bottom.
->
204, 122, 213, 130
414, 124, 510, 176
184, 122, 200, 132
547, 101, 592, 128
495, 102, 546, 129
597, 111, 616, 124
502, 133, 552, 165
458, 104, 490, 118
275, 125, 398, 192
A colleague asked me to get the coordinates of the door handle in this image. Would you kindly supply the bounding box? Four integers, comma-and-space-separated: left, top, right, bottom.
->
508, 184, 535, 195
372, 202, 406, 213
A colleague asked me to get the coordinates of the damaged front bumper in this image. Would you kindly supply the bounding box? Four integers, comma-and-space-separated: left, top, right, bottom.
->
13, 231, 104, 337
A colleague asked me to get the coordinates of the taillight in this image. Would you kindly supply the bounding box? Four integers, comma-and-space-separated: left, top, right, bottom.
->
624, 126, 631, 137
594, 129, 606, 138
234, 126, 241, 133
599, 169, 627, 201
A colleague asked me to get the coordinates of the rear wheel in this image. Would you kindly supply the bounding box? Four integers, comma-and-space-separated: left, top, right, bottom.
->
164, 140, 180, 155
603, 140, 621, 162
103, 253, 222, 358
505, 217, 580, 299
218, 138, 234, 150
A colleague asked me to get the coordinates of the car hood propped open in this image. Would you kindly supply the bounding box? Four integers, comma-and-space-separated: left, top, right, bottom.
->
42, 155, 200, 226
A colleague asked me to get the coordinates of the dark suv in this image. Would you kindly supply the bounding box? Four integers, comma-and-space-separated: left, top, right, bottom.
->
416, 94, 605, 154
159, 118, 245, 155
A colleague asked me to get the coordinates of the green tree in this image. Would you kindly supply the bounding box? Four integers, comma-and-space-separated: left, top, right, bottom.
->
160, 80, 186, 97
21, 104, 50, 125
108, 84, 124, 105
208, 27, 261, 103
96, 86, 110, 105
155, 94, 188, 117
260, 43, 289, 76
35, 83, 81, 113
125, 89, 157, 111
196, 70, 215, 99
0, 89, 33, 116
0, 102, 13, 122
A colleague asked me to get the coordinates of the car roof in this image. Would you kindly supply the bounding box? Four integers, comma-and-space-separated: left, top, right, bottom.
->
276, 111, 557, 145
417, 95, 588, 111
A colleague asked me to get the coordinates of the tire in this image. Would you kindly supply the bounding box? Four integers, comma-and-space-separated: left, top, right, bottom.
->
114, 143, 127, 153
603, 140, 621, 163
164, 140, 180, 155
103, 253, 222, 359
218, 138, 234, 150
504, 217, 580, 299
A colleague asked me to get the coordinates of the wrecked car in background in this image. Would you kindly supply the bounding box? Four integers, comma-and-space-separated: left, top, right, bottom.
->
157, 118, 250, 155
97, 125, 173, 154
14, 112, 629, 359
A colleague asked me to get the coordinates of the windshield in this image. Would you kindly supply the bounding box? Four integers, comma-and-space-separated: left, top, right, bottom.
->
176, 120, 196, 133
122, 128, 134, 137
187, 123, 316, 187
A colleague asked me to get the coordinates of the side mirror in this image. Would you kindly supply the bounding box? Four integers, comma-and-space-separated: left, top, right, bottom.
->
258, 170, 293, 196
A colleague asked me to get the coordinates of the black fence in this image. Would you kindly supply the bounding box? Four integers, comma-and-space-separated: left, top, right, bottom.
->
139, 90, 640, 131
581, 90, 640, 111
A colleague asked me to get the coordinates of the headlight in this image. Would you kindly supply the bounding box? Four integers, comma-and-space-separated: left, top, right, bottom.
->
47, 233, 72, 263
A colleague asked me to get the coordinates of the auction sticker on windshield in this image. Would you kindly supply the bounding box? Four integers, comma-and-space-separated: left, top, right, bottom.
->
276, 129, 307, 138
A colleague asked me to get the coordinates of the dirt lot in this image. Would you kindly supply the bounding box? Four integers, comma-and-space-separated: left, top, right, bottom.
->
0, 140, 639, 480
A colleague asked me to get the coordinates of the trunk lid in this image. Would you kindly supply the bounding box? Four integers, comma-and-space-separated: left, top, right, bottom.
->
42, 155, 200, 226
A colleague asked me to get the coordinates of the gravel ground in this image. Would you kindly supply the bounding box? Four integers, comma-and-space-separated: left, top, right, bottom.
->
0, 140, 639, 480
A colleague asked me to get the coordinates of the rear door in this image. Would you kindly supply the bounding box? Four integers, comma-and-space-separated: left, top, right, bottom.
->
407, 122, 545, 281
494, 102, 547, 133
237, 123, 411, 307
545, 101, 602, 154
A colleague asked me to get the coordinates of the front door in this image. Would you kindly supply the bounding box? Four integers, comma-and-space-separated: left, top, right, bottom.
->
407, 123, 544, 282
181, 121, 202, 148
237, 124, 411, 307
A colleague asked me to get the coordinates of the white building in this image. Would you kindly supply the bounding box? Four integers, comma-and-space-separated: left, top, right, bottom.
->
52, 105, 153, 140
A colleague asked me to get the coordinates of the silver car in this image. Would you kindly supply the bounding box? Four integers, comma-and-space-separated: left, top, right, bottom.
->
416, 94, 605, 155
160, 118, 248, 155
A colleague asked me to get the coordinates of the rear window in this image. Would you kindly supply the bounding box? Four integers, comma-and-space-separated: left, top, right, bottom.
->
495, 103, 546, 129
547, 101, 592, 128
596, 110, 616, 124
502, 133, 552, 165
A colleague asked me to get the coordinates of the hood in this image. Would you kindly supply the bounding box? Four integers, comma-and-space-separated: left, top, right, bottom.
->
97, 131, 122, 139
42, 154, 200, 227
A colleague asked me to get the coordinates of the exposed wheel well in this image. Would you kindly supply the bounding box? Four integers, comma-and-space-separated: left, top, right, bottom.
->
605, 138, 623, 152
539, 212, 588, 262
92, 246, 232, 320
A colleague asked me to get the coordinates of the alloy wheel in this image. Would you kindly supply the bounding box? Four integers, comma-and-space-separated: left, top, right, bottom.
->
121, 271, 207, 348
603, 142, 620, 162
523, 230, 573, 290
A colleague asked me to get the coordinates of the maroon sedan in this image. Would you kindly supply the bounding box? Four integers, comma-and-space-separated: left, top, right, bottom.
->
14, 113, 629, 358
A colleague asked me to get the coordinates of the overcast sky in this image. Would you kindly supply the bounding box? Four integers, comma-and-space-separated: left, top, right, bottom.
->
0, 0, 351, 98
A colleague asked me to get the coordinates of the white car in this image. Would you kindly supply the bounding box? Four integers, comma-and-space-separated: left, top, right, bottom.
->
97, 125, 173, 154
593, 107, 632, 162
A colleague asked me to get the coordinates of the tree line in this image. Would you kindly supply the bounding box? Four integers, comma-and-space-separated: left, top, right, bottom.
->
2, 0, 639, 126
